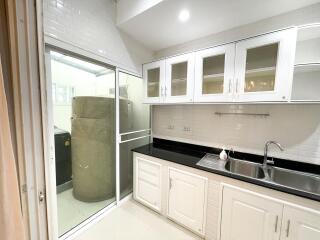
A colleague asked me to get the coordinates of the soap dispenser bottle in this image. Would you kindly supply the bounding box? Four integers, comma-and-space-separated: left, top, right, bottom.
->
219, 148, 228, 161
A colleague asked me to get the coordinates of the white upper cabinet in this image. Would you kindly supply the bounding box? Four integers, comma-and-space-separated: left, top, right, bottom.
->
291, 24, 320, 102
234, 28, 297, 102
194, 44, 236, 102
165, 52, 195, 103
143, 27, 298, 104
143, 60, 165, 104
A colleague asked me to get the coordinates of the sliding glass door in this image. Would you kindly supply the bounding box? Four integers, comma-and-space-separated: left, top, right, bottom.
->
46, 49, 116, 237
118, 71, 151, 200
45, 49, 151, 239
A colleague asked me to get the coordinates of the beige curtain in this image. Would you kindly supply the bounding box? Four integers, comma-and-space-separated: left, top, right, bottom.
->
0, 58, 26, 239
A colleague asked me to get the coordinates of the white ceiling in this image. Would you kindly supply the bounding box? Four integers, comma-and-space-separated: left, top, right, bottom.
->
117, 0, 320, 51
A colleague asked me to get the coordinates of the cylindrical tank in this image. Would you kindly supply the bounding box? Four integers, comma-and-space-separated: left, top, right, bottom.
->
71, 96, 115, 202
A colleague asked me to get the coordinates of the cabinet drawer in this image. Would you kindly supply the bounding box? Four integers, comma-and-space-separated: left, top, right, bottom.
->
138, 157, 161, 176
138, 170, 160, 186
134, 156, 162, 212
137, 179, 161, 209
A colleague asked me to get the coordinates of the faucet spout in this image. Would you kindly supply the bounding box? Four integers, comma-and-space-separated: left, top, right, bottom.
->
263, 141, 284, 168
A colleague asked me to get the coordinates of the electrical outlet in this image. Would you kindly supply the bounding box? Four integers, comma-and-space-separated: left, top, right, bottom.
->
183, 126, 191, 132
167, 125, 174, 130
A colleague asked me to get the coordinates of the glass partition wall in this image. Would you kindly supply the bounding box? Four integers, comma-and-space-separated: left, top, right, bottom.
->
118, 71, 151, 199
46, 50, 150, 238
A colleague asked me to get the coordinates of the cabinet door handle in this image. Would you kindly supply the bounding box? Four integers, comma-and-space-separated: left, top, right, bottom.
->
286, 220, 290, 237
274, 215, 278, 233
228, 79, 232, 93
165, 86, 167, 96
169, 178, 172, 190
161, 86, 164, 96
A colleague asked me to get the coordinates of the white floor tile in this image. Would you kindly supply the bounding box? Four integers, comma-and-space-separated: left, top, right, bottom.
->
57, 188, 115, 236
73, 199, 202, 240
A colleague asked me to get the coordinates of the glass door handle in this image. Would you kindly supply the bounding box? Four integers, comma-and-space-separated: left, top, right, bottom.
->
235, 78, 239, 93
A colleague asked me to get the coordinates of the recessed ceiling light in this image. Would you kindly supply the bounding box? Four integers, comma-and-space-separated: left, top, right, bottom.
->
179, 9, 190, 22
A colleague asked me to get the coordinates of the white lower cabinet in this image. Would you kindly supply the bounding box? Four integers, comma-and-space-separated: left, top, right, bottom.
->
167, 167, 208, 236
133, 154, 320, 240
220, 185, 283, 240
280, 206, 320, 240
134, 156, 162, 212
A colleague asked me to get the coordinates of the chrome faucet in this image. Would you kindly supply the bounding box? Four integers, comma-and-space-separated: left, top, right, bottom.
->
263, 141, 284, 168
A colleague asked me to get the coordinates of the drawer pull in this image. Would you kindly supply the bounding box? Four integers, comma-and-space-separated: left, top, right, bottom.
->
286, 220, 290, 237
274, 215, 278, 233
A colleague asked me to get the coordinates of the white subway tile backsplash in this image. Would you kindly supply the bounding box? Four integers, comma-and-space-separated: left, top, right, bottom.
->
153, 104, 320, 165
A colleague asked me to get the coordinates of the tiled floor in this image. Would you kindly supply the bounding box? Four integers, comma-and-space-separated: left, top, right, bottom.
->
57, 189, 115, 236
74, 199, 202, 240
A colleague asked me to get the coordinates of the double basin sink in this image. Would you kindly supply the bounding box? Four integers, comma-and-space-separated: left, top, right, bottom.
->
203, 156, 320, 195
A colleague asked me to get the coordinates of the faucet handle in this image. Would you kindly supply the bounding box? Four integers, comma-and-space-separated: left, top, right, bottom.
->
266, 157, 275, 165
227, 148, 234, 160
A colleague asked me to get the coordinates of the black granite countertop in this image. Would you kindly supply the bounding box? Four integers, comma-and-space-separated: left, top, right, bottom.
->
132, 138, 320, 202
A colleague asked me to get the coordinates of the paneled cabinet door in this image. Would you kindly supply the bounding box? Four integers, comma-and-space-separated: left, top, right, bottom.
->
167, 167, 207, 236
280, 206, 320, 240
234, 28, 297, 102
165, 52, 195, 103
143, 60, 165, 104
134, 157, 162, 212
194, 43, 236, 102
220, 186, 283, 240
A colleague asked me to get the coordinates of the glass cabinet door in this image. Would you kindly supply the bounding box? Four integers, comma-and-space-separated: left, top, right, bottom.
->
165, 53, 195, 103
194, 44, 235, 102
235, 28, 297, 102
170, 61, 188, 97
143, 60, 165, 103
243, 43, 278, 93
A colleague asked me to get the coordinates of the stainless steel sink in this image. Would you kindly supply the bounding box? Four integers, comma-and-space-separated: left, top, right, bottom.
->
225, 159, 265, 179
197, 153, 320, 196
267, 167, 320, 194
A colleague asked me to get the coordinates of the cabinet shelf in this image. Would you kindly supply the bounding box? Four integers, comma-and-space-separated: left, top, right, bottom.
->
245, 67, 276, 77
171, 78, 187, 83
294, 63, 320, 73
147, 82, 160, 86
203, 73, 224, 83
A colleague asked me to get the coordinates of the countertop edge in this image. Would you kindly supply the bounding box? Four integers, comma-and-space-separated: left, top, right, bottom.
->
132, 148, 320, 202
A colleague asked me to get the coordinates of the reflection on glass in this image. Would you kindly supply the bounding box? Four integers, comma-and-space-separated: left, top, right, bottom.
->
49, 50, 116, 236
202, 54, 225, 94
120, 137, 151, 199
119, 72, 151, 199
171, 62, 187, 96
245, 43, 278, 92
147, 68, 160, 97
119, 72, 150, 134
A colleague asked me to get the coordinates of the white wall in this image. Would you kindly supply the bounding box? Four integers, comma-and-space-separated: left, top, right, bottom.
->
43, 0, 153, 75
154, 3, 320, 59
51, 59, 115, 132
117, 0, 163, 25
152, 104, 320, 165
